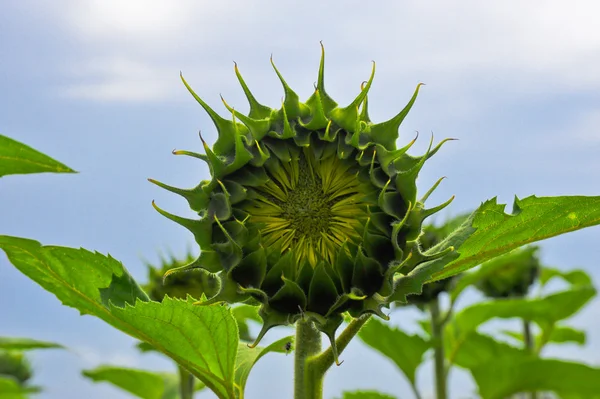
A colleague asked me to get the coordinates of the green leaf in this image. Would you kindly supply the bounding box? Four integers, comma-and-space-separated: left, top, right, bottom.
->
447, 288, 594, 365
82, 366, 178, 399
0, 236, 149, 335
110, 298, 239, 398
234, 336, 293, 396
502, 325, 586, 347
447, 330, 529, 369
357, 318, 429, 385
336, 391, 397, 399
0, 376, 35, 399
0, 236, 240, 399
454, 287, 595, 334
539, 267, 592, 288
471, 358, 600, 399
0, 338, 63, 351
0, 134, 75, 177
429, 196, 600, 281
544, 325, 586, 345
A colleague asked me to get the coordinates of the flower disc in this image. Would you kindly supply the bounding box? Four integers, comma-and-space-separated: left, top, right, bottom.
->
243, 145, 370, 266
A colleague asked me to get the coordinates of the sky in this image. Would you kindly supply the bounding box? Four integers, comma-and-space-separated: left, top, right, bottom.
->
1, 0, 600, 398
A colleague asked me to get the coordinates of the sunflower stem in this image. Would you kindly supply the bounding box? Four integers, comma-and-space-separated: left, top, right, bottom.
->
303, 315, 372, 398
430, 297, 447, 399
178, 366, 195, 399
523, 319, 538, 399
295, 320, 322, 399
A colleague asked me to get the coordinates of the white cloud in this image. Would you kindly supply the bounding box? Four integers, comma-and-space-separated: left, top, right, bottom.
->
49, 1, 600, 104
64, 0, 191, 40
61, 57, 177, 102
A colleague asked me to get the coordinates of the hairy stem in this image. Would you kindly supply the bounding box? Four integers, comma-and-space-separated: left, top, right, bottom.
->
430, 297, 447, 399
304, 315, 371, 398
295, 320, 322, 399
523, 320, 538, 399
178, 366, 195, 399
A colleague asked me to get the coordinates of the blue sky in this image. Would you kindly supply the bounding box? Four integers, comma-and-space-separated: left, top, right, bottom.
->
1, 1, 600, 398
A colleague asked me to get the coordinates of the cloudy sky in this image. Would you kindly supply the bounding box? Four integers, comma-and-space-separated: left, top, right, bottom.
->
1, 1, 600, 398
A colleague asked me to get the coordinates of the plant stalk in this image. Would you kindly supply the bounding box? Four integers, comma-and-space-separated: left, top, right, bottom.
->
178, 366, 195, 399
295, 320, 322, 399
304, 315, 371, 398
523, 320, 538, 399
430, 297, 447, 399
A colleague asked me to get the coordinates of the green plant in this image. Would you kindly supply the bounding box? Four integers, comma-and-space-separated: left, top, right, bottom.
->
0, 337, 63, 398
82, 364, 205, 399
2, 46, 600, 399
358, 216, 599, 399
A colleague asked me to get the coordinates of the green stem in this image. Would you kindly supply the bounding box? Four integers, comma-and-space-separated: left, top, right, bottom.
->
295, 320, 322, 399
430, 297, 447, 399
523, 320, 538, 399
409, 382, 423, 399
178, 366, 195, 399
304, 315, 371, 398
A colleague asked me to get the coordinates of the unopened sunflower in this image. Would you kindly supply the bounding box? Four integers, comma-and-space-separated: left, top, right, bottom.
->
150, 44, 454, 358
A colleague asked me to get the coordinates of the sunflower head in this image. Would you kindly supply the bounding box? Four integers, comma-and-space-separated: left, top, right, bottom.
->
150, 44, 455, 359
0, 351, 32, 386
475, 246, 540, 298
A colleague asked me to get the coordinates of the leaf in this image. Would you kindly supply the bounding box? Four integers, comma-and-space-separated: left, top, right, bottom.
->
234, 335, 293, 397
0, 236, 149, 336
0, 236, 240, 399
0, 338, 63, 351
0, 134, 75, 177
447, 330, 529, 369
111, 298, 239, 398
544, 325, 586, 345
389, 213, 479, 303
336, 391, 397, 399
539, 267, 592, 288
357, 318, 430, 385
82, 366, 178, 399
502, 325, 586, 347
471, 358, 600, 399
0, 376, 35, 399
453, 287, 595, 334
446, 288, 594, 365
429, 196, 600, 281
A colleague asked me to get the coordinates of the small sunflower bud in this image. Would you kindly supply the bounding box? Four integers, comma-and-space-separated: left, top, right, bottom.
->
143, 252, 219, 302
475, 247, 540, 298
0, 351, 32, 386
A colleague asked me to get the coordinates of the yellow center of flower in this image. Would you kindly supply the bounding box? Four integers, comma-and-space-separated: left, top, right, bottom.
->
245, 147, 367, 266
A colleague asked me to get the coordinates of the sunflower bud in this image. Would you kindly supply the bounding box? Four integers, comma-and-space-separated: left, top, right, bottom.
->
150, 44, 454, 355
0, 351, 32, 386
475, 246, 540, 298
143, 252, 218, 302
